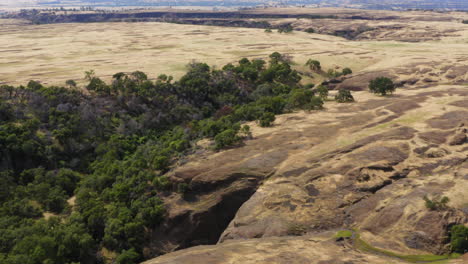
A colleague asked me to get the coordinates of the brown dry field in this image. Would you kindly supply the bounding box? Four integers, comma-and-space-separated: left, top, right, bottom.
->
1, 9, 468, 86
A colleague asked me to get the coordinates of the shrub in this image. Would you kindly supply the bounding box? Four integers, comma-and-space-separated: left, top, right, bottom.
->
305, 28, 315, 33
369, 77, 395, 96
214, 129, 241, 149
258, 112, 275, 127
335, 89, 354, 103
116, 248, 140, 264
239, 125, 252, 138
450, 225, 468, 253
305, 59, 321, 71
423, 195, 449, 211
278, 24, 293, 33
265, 28, 272, 33
342, 67, 353, 75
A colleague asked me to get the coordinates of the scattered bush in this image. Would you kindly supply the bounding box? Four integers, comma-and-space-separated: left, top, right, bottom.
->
264, 28, 272, 33
326, 67, 352, 78
258, 112, 275, 127
305, 28, 315, 33
423, 195, 449, 211
369, 77, 395, 96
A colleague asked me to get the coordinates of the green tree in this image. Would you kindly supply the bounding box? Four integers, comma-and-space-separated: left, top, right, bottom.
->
305, 59, 321, 72
65, 79, 77, 88
369, 77, 395, 96
269, 52, 282, 64
315, 85, 328, 99
86, 77, 109, 95
342, 67, 353, 75
27, 80, 43, 90
335, 89, 354, 103
450, 225, 468, 253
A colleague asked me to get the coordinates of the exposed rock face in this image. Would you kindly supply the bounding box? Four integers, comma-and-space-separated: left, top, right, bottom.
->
143, 234, 411, 264
448, 126, 467, 146
144, 85, 468, 263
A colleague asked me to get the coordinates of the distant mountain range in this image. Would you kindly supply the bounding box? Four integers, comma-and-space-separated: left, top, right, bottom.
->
3, 0, 468, 10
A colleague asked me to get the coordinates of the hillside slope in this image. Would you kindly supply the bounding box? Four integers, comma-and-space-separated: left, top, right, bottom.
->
143, 82, 467, 263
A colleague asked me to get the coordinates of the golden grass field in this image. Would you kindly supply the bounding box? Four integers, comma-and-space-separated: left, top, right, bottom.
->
1, 9, 468, 86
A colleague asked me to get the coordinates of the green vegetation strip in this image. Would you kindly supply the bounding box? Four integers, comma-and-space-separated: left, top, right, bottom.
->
335, 231, 461, 263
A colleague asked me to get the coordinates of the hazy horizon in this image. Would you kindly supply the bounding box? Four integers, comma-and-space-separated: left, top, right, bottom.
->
1, 0, 468, 11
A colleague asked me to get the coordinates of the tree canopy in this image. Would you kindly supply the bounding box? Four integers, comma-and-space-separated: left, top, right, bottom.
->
369, 77, 396, 96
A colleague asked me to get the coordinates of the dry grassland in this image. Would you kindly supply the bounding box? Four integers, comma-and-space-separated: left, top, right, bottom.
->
1, 11, 468, 86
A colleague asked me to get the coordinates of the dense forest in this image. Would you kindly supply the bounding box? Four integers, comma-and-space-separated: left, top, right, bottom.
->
0, 53, 343, 264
